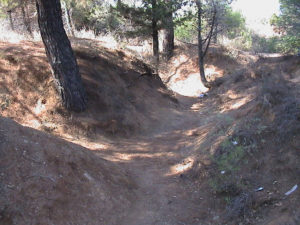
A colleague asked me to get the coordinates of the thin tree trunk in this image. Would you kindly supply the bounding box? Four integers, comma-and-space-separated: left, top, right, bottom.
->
21, 4, 33, 37
152, 0, 159, 67
213, 22, 218, 43
36, 0, 87, 112
196, 0, 208, 86
203, 7, 216, 57
61, 0, 75, 36
67, 7, 75, 36
7, 10, 14, 30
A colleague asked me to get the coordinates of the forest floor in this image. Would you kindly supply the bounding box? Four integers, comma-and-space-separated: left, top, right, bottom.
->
0, 39, 300, 225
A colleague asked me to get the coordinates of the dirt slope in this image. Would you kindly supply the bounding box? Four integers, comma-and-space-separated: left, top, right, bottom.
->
1, 39, 300, 225
0, 40, 179, 139
0, 117, 136, 225
159, 43, 245, 96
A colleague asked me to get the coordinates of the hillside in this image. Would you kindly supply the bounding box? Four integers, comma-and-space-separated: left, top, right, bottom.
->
0, 117, 136, 224
0, 39, 300, 225
0, 40, 179, 139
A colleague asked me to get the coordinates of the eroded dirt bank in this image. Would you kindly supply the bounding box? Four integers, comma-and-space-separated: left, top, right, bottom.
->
1, 40, 300, 225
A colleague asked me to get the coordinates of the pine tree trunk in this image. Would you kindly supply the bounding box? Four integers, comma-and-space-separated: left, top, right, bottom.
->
21, 5, 33, 37
36, 0, 87, 112
162, 1, 174, 60
196, 0, 208, 87
152, 0, 159, 67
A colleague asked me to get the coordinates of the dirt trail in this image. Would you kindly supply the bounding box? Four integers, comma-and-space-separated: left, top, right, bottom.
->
95, 98, 214, 225
1, 41, 299, 225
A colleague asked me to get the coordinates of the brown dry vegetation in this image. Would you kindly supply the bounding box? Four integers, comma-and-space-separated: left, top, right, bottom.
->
0, 39, 299, 225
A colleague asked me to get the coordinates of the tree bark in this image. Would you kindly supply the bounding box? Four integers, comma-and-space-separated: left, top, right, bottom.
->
162, 1, 174, 60
152, 0, 159, 67
196, 0, 208, 86
36, 0, 87, 112
21, 4, 33, 37
213, 21, 218, 43
66, 7, 76, 36
61, 0, 75, 36
7, 10, 14, 30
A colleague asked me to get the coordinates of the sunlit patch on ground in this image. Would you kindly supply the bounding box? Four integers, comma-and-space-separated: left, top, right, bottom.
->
166, 157, 194, 176
169, 73, 209, 97
220, 94, 255, 112
110, 152, 175, 162
205, 66, 222, 80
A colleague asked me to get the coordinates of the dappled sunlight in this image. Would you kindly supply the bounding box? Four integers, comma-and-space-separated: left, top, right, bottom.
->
166, 157, 195, 176
173, 54, 189, 67
169, 73, 209, 97
220, 94, 255, 112
0, 29, 26, 44
205, 66, 223, 81
71, 140, 110, 151
74, 30, 119, 49
110, 152, 176, 162
165, 54, 224, 97
190, 102, 205, 111
0, 23, 41, 43
0, 0, 299, 223
230, 97, 252, 109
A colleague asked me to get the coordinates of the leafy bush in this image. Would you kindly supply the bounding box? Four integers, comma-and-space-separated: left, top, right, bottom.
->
223, 9, 246, 40
174, 17, 197, 43
270, 0, 300, 53
251, 34, 282, 53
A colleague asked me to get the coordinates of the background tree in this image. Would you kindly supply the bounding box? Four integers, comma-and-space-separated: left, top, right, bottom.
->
211, 1, 244, 42
0, 0, 19, 30
36, 0, 87, 112
114, 0, 161, 62
194, 0, 232, 87
0, 0, 36, 36
270, 0, 300, 53
161, 0, 188, 59
61, 0, 75, 36
174, 3, 245, 44
20, 0, 33, 37
114, 0, 188, 62
195, 0, 217, 86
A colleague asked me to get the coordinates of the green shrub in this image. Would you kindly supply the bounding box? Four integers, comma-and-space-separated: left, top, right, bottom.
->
174, 17, 197, 43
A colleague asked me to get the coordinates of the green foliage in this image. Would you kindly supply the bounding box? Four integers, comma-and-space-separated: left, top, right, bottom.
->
174, 3, 247, 44
251, 33, 283, 53
112, 0, 187, 39
174, 15, 197, 42
216, 139, 245, 172
0, 0, 19, 18
69, 0, 118, 34
270, 0, 300, 53
111, 1, 153, 38
208, 136, 249, 198
223, 9, 246, 39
